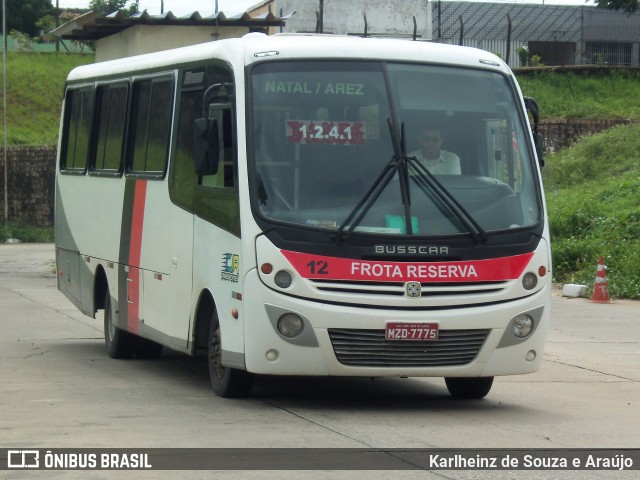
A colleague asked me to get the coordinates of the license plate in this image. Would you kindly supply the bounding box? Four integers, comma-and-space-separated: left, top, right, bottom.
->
385, 322, 439, 341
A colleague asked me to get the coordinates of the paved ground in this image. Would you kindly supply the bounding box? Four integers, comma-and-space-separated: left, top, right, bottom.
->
0, 243, 638, 479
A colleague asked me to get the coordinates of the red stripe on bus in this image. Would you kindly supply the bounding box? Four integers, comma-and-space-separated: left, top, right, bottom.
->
281, 250, 535, 283
127, 179, 147, 333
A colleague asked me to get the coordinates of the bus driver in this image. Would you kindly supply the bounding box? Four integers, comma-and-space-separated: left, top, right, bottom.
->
409, 127, 461, 175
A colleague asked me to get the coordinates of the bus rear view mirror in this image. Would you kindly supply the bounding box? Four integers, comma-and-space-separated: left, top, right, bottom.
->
193, 83, 234, 177
524, 96, 544, 167
193, 117, 220, 176
533, 132, 545, 168
524, 96, 539, 125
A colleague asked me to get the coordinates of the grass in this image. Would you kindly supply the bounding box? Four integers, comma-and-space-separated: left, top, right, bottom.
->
2, 52, 94, 145
543, 123, 640, 299
516, 69, 640, 120
0, 224, 54, 243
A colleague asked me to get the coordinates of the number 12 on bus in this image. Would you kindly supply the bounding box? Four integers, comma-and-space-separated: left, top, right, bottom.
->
55, 33, 550, 400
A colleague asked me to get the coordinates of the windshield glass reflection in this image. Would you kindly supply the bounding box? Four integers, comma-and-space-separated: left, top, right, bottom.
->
251, 61, 540, 237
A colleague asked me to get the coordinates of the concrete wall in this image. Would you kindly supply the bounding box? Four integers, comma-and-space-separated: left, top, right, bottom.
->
583, 8, 640, 43
539, 118, 635, 153
276, 0, 431, 39
95, 25, 252, 62
436, 2, 640, 67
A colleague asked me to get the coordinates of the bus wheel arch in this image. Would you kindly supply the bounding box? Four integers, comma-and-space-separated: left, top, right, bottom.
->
100, 274, 162, 359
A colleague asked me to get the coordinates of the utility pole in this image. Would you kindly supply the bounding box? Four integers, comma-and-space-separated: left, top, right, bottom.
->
56, 1, 60, 52
2, 0, 8, 225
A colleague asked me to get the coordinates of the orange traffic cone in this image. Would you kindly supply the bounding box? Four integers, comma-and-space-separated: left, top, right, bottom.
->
591, 256, 611, 303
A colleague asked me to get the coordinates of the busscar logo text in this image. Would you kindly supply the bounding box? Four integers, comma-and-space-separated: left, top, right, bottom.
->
374, 245, 449, 256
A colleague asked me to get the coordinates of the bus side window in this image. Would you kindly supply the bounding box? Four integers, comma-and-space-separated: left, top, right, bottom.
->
127, 76, 174, 177
60, 87, 94, 173
171, 90, 201, 211
485, 118, 522, 192
91, 83, 128, 174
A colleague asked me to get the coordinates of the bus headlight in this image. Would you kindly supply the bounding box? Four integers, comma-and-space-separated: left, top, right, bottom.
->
277, 313, 304, 338
522, 272, 538, 290
274, 270, 293, 289
513, 314, 534, 338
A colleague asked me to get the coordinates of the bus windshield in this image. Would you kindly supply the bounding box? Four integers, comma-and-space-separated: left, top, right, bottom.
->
250, 60, 541, 237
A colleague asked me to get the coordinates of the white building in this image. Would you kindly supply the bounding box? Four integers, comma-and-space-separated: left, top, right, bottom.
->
274, 0, 432, 39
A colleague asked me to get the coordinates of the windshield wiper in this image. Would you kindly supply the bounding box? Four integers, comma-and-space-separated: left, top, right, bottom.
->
334, 119, 411, 243
406, 156, 487, 243
391, 120, 486, 243
335, 59, 485, 244
335, 119, 487, 244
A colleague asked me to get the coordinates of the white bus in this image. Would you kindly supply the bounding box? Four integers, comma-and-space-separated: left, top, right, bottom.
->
55, 33, 550, 399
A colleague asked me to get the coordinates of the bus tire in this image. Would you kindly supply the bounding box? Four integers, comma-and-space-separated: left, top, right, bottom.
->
103, 290, 136, 359
208, 313, 253, 398
445, 377, 494, 399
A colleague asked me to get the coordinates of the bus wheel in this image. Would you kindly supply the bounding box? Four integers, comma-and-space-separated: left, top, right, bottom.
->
207, 315, 253, 398
445, 377, 494, 399
103, 290, 136, 359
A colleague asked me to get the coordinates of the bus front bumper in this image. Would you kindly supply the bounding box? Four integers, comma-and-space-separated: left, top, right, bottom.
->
240, 269, 550, 378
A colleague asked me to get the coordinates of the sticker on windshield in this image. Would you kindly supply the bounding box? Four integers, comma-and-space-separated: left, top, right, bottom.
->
305, 219, 337, 229
286, 120, 366, 145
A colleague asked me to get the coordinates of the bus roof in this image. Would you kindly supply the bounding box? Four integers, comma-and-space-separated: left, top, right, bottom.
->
66, 33, 510, 83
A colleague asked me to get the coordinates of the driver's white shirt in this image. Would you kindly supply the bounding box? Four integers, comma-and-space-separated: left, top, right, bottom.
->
408, 150, 461, 175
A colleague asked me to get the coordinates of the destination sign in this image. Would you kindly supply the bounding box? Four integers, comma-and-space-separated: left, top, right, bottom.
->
286, 120, 366, 145
264, 81, 365, 96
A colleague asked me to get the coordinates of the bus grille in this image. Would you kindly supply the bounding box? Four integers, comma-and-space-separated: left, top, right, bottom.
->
312, 279, 506, 297
328, 328, 489, 367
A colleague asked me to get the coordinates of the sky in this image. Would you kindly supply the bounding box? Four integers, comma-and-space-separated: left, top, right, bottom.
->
57, 0, 590, 16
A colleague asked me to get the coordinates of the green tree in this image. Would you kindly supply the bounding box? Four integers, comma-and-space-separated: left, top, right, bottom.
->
89, 0, 140, 16
0, 0, 55, 38
593, 0, 639, 14
36, 15, 57, 41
